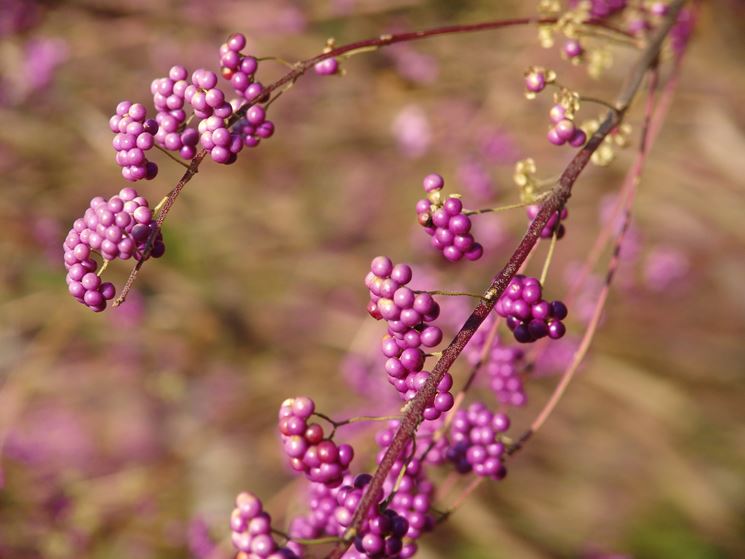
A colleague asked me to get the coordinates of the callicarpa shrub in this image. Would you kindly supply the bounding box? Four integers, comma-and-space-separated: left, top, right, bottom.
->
61, 1, 696, 557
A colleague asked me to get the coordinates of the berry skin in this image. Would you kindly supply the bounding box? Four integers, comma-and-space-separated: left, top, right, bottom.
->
563, 39, 584, 59
314, 58, 339, 76
524, 67, 549, 94
415, 174, 483, 262
495, 275, 568, 343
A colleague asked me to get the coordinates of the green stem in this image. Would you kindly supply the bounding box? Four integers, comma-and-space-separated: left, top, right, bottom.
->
415, 289, 486, 300
154, 144, 190, 169
464, 199, 541, 215
539, 230, 559, 284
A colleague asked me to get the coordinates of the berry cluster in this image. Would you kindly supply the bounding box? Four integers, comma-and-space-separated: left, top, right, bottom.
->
109, 101, 159, 181
486, 344, 527, 407
219, 33, 265, 102
227, 103, 275, 151
527, 203, 569, 239
335, 474, 411, 558
149, 65, 197, 161
446, 402, 510, 479
376, 419, 448, 467
415, 174, 483, 262
288, 481, 342, 542
376, 430, 436, 556
111, 33, 276, 179
230, 492, 301, 558
463, 313, 528, 407
496, 275, 568, 343
64, 187, 164, 312
278, 397, 354, 487
365, 257, 454, 419
547, 103, 587, 147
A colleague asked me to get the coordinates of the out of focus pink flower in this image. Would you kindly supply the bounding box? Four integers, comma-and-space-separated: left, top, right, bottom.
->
644, 245, 690, 291
391, 104, 431, 158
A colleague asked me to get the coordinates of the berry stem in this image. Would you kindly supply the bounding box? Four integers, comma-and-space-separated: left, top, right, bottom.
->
340, 44, 380, 59
313, 412, 402, 435
414, 289, 486, 300
257, 56, 296, 69
153, 195, 169, 215
114, 16, 643, 307
153, 144, 191, 169
463, 197, 546, 216
95, 259, 109, 277
539, 230, 558, 285
578, 26, 641, 48
271, 528, 342, 546
444, 476, 484, 517
579, 95, 620, 112
327, 4, 688, 556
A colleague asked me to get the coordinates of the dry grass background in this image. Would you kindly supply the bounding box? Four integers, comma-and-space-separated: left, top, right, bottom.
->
0, 1, 743, 558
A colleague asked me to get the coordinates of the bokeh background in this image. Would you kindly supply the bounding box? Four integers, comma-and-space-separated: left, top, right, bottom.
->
1, 1, 744, 558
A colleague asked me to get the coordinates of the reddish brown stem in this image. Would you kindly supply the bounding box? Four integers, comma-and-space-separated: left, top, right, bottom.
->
326, 2, 686, 556
113, 17, 634, 306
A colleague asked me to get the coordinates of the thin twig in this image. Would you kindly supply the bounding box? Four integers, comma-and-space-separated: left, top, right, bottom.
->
510, 63, 662, 457
327, 3, 687, 556
113, 16, 638, 306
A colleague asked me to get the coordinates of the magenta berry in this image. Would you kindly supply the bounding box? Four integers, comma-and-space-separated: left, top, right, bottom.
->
563, 39, 584, 59
314, 58, 339, 76
524, 67, 548, 94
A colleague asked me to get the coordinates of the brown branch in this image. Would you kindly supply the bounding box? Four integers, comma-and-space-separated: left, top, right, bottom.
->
112, 16, 634, 306
326, 1, 687, 556
512, 65, 660, 456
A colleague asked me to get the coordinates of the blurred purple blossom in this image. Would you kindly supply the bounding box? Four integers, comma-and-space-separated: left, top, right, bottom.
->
391, 104, 432, 158
643, 245, 690, 292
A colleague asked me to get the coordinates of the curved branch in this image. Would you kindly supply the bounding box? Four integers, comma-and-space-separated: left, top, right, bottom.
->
113, 16, 633, 306
326, 1, 687, 556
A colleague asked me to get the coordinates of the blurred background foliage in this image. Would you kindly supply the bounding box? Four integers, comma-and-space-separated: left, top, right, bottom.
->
0, 1, 744, 558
